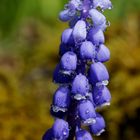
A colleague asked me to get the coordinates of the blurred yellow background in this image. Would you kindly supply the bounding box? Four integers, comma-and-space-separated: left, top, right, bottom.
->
0, 0, 140, 140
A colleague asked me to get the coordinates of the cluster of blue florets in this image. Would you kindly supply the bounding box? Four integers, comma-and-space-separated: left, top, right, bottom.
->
43, 0, 112, 139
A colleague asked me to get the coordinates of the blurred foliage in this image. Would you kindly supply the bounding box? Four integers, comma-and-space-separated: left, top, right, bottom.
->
0, 0, 140, 140
0, 0, 140, 37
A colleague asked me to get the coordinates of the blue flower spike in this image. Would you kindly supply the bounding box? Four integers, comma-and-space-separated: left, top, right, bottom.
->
43, 0, 113, 139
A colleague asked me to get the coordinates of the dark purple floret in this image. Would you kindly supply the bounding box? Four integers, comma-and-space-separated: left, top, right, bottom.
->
69, 15, 80, 28
59, 43, 72, 56
76, 61, 86, 74
42, 128, 53, 140
53, 64, 75, 84
50, 107, 67, 118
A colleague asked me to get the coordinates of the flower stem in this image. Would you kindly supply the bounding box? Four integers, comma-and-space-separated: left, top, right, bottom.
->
67, 100, 79, 140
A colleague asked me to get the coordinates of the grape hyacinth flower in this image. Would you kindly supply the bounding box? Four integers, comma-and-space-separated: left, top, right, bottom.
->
89, 113, 106, 136
78, 100, 96, 125
52, 86, 71, 112
71, 73, 90, 100
43, 0, 113, 139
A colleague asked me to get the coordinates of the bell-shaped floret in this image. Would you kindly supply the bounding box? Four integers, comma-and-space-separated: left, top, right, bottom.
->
93, 86, 111, 108
53, 64, 74, 84
72, 73, 90, 100
52, 119, 69, 140
60, 51, 77, 72
89, 9, 106, 27
95, 44, 110, 62
80, 41, 96, 60
93, 0, 112, 10
89, 113, 105, 136
59, 9, 72, 22
61, 28, 74, 45
88, 28, 105, 46
52, 86, 71, 112
88, 62, 109, 85
72, 20, 87, 44
78, 100, 96, 125
76, 129, 93, 140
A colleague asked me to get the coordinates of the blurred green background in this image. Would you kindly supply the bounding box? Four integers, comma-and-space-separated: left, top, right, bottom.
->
0, 0, 140, 140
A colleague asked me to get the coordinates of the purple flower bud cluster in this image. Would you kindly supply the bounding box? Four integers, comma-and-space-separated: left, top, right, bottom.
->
43, 0, 112, 139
